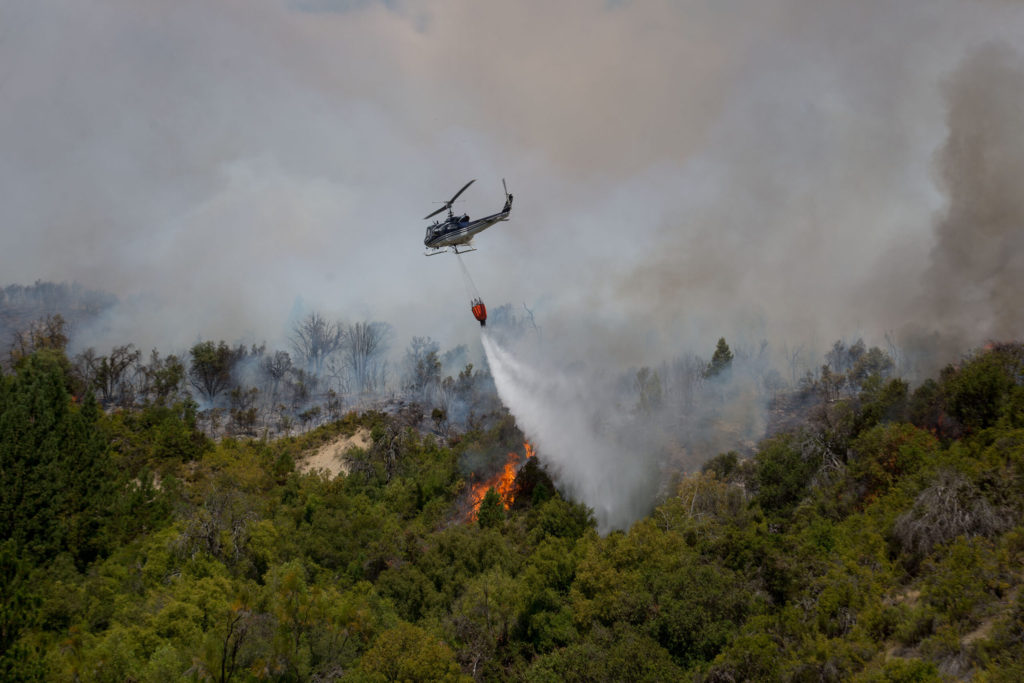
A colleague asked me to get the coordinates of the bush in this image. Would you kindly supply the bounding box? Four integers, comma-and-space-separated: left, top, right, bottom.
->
848, 423, 937, 503
752, 434, 821, 518
892, 470, 1004, 563
942, 344, 1024, 433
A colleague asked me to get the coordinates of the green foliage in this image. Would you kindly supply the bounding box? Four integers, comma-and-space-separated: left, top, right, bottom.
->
856, 658, 939, 682
5, 338, 1024, 681
705, 631, 782, 682
477, 487, 505, 529
920, 537, 1004, 625
976, 586, 1024, 680
527, 622, 684, 682
0, 351, 129, 567
702, 450, 740, 480
188, 340, 243, 403
0, 541, 43, 681
356, 621, 466, 682
908, 378, 944, 433
705, 337, 734, 379
105, 399, 211, 467
508, 456, 555, 511
752, 433, 820, 518
527, 496, 595, 543
855, 377, 910, 433
849, 423, 937, 503
942, 344, 1024, 433
569, 521, 755, 670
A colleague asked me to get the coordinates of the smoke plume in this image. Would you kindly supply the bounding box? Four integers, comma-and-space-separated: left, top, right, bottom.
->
921, 44, 1024, 346
4, 1, 1024, 527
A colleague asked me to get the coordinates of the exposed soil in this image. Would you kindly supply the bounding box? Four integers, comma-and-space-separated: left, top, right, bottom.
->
297, 428, 371, 478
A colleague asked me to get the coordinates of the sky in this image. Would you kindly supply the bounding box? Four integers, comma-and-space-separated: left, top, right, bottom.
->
2, 0, 1024, 367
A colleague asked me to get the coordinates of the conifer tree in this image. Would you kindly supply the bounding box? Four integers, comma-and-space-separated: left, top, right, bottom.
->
705, 337, 734, 378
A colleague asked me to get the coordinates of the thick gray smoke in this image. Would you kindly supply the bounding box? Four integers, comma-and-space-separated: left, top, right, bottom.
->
921, 44, 1024, 346
4, 0, 1022, 360
4, 1, 1024, 526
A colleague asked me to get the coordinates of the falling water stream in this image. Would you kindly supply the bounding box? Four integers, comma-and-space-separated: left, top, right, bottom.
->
481, 332, 657, 533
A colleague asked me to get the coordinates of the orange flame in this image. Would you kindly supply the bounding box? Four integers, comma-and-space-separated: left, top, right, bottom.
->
468, 442, 535, 521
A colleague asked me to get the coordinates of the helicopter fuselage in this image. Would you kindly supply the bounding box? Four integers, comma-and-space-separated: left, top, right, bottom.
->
422, 180, 512, 254
424, 209, 510, 250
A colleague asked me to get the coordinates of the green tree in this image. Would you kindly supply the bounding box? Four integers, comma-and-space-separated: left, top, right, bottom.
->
477, 488, 504, 529
142, 350, 187, 405
188, 341, 243, 403
357, 622, 465, 682
0, 541, 42, 681
751, 433, 820, 518
702, 451, 740, 481
705, 337, 734, 378
449, 567, 521, 677
942, 346, 1021, 432
527, 497, 595, 543
527, 622, 684, 682
0, 350, 117, 566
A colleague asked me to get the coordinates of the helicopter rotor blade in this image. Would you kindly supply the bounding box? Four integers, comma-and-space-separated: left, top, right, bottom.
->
449, 179, 475, 205
423, 180, 476, 220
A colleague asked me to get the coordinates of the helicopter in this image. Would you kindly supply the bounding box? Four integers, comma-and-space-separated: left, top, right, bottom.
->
423, 179, 513, 255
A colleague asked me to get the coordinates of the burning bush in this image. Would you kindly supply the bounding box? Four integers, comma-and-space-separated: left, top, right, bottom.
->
467, 443, 535, 522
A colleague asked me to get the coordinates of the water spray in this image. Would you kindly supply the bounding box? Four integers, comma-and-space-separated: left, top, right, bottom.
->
481, 332, 660, 533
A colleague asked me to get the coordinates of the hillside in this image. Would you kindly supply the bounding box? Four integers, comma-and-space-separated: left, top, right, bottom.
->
3, 335, 1024, 681
2, 309, 1024, 683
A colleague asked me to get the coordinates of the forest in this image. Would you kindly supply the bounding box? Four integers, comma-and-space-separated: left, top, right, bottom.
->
2, 282, 1024, 681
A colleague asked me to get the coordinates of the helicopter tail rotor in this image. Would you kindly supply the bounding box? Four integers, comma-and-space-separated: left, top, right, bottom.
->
502, 178, 513, 213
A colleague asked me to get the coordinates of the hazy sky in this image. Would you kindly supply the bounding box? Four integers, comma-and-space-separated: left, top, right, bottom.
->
3, 0, 1023, 362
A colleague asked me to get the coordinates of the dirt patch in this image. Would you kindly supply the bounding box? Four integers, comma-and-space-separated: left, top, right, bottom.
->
962, 616, 997, 645
962, 584, 1022, 646
297, 428, 372, 479
892, 589, 921, 606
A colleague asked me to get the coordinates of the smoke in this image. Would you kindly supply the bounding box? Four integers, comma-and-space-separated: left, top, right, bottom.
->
4, 1, 1024, 521
482, 328, 771, 533
920, 44, 1024, 347
5, 0, 1023, 362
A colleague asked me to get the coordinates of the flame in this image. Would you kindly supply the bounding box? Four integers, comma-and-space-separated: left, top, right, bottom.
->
468, 442, 535, 521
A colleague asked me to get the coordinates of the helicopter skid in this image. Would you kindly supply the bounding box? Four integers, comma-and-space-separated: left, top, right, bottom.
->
424, 246, 477, 256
